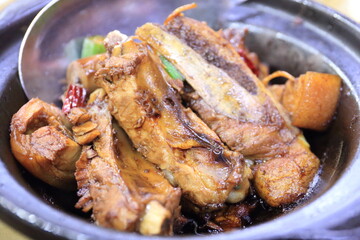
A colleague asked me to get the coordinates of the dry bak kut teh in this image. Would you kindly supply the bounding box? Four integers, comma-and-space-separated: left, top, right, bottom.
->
10, 3, 341, 236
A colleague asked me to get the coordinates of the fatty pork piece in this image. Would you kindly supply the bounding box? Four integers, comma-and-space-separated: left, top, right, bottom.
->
75, 94, 181, 235
66, 54, 106, 93
95, 37, 251, 207
136, 17, 320, 207
10, 98, 81, 189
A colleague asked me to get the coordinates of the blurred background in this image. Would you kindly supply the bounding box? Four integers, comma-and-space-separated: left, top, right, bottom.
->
316, 0, 360, 22
0, 0, 359, 239
1, 0, 356, 22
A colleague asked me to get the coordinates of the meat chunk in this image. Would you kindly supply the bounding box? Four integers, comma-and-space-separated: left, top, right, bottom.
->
66, 54, 106, 93
75, 93, 181, 235
136, 18, 320, 207
184, 92, 318, 206
183, 92, 290, 158
281, 71, 342, 131
211, 203, 254, 231
95, 38, 250, 207
176, 200, 254, 234
10, 98, 81, 189
166, 16, 258, 94
137, 23, 265, 123
254, 140, 319, 206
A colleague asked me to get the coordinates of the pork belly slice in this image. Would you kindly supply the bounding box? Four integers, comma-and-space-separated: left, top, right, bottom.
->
136, 19, 319, 207
95, 37, 250, 207
75, 94, 181, 235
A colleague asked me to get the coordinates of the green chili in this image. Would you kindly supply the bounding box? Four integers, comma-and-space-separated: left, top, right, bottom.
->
160, 55, 185, 81
81, 35, 106, 58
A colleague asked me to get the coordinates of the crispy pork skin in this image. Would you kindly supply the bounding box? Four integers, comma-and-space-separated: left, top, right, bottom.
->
95, 38, 250, 207
75, 94, 181, 235
137, 18, 320, 207
10, 98, 80, 189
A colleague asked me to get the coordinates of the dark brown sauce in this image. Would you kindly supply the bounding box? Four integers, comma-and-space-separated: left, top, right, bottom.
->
175, 186, 286, 235
19, 162, 91, 221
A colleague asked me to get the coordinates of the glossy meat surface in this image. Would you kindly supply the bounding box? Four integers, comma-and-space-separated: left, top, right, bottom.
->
95, 39, 249, 207
282, 71, 342, 131
66, 54, 106, 93
254, 140, 319, 206
166, 16, 258, 94
136, 18, 320, 207
75, 96, 181, 235
10, 98, 80, 189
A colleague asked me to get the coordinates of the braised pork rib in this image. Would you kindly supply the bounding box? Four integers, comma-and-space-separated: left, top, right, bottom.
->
136, 17, 320, 207
95, 38, 250, 207
75, 92, 181, 235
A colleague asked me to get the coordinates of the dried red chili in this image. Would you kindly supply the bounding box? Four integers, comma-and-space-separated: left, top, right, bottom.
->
237, 49, 259, 77
62, 84, 87, 114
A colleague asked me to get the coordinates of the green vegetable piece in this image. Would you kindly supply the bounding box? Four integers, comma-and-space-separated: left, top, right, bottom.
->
160, 55, 185, 81
81, 35, 106, 58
